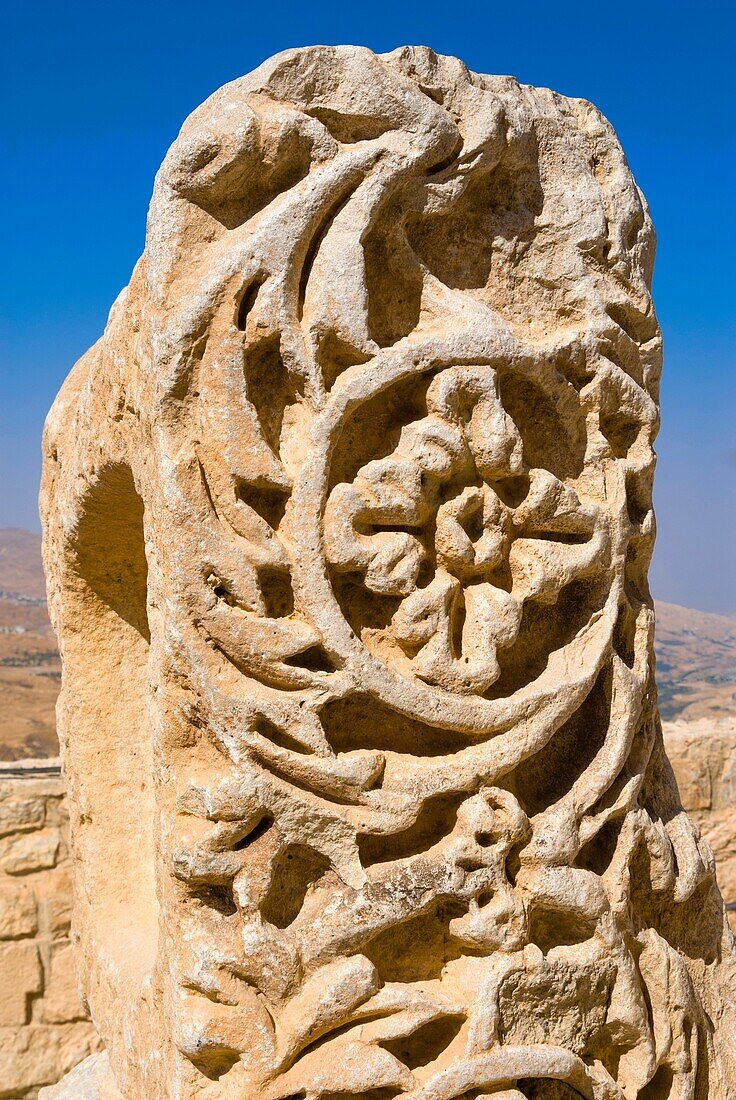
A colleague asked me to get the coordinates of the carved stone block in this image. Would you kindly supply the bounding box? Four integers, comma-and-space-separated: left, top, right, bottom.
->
41, 46, 736, 1100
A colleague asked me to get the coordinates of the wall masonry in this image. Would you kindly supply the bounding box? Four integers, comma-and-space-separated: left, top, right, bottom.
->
665, 720, 736, 934
0, 760, 100, 1099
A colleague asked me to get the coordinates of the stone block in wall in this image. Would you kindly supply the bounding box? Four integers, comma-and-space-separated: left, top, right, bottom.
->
0, 796, 46, 838
0, 1022, 102, 1099
0, 882, 37, 939
42, 944, 86, 1024
0, 941, 42, 1025
664, 718, 736, 930
0, 828, 60, 876
0, 760, 98, 1098
42, 865, 73, 936
669, 752, 712, 810
699, 808, 736, 910
42, 795, 69, 831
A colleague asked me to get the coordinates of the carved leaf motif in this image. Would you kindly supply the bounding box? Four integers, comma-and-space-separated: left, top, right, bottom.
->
39, 44, 734, 1100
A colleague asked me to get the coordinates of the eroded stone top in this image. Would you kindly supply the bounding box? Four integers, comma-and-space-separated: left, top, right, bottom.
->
41, 46, 736, 1100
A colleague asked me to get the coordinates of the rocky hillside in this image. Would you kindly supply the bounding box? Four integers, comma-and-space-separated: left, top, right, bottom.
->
0, 530, 60, 760
0, 529, 734, 759
655, 601, 736, 721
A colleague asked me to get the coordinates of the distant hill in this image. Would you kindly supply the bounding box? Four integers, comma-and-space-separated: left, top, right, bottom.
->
0, 527, 48, 599
0, 529, 60, 760
655, 601, 736, 721
0, 529, 733, 759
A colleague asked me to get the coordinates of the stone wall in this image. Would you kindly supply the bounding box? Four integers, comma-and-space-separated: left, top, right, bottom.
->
664, 718, 736, 931
0, 760, 100, 1099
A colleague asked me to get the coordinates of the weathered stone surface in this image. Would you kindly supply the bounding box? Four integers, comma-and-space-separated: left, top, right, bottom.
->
0, 941, 42, 1025
664, 718, 736, 928
0, 881, 37, 938
38, 1052, 124, 1100
0, 1023, 102, 1098
42, 944, 86, 1024
0, 761, 100, 1097
0, 796, 46, 837
41, 45, 736, 1100
0, 827, 60, 875
43, 865, 73, 935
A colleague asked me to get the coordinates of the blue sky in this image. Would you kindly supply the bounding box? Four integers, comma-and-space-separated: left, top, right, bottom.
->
1, 0, 734, 614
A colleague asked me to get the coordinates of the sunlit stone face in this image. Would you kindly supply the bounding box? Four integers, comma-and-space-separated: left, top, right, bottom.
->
42, 45, 736, 1100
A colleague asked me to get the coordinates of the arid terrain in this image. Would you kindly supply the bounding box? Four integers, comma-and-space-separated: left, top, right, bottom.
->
655, 600, 736, 720
0, 528, 734, 759
0, 529, 61, 759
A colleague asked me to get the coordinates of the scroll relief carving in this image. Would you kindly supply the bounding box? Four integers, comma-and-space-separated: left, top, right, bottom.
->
41, 46, 736, 1100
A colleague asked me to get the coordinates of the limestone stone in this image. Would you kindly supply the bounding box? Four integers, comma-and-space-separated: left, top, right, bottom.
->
0, 880, 37, 938
43, 865, 74, 934
0, 762, 100, 1097
0, 826, 59, 875
0, 795, 46, 837
38, 1052, 124, 1100
0, 940, 42, 1025
664, 718, 736, 927
0, 1022, 102, 1098
42, 944, 86, 1023
40, 46, 736, 1100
